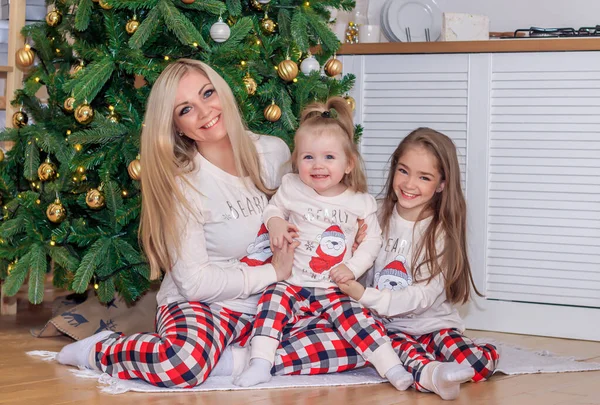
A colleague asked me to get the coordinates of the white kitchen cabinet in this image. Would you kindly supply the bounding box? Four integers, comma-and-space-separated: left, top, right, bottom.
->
341, 51, 600, 341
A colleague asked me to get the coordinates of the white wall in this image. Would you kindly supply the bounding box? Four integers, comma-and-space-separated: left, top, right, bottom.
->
365, 0, 600, 34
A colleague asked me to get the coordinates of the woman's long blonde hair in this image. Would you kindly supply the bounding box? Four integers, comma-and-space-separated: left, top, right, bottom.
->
379, 128, 481, 303
139, 59, 272, 280
291, 97, 368, 193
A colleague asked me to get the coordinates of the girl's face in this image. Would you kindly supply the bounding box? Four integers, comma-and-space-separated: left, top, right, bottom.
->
295, 132, 353, 197
393, 145, 445, 221
172, 70, 227, 149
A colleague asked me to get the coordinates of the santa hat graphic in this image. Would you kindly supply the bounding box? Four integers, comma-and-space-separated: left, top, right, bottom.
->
380, 255, 411, 282
254, 223, 269, 244
321, 225, 345, 240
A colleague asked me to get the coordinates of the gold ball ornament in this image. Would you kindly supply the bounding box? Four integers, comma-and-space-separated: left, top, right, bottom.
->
0, 149, 4, 162
63, 96, 75, 113
277, 59, 298, 82
261, 17, 276, 34
74, 104, 94, 125
38, 161, 57, 182
250, 0, 263, 11
108, 111, 121, 123
264, 102, 282, 122
46, 10, 62, 27
128, 159, 141, 181
12, 111, 28, 128
324, 57, 343, 77
99, 0, 112, 9
86, 189, 105, 209
344, 95, 356, 111
181, 0, 195, 3
16, 45, 35, 69
243, 75, 257, 96
46, 200, 66, 223
126, 18, 139, 35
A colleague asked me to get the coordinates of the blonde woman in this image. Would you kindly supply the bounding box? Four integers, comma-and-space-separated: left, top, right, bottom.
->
57, 59, 369, 387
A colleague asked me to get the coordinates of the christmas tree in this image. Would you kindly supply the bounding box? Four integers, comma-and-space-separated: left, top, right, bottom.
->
0, 0, 356, 304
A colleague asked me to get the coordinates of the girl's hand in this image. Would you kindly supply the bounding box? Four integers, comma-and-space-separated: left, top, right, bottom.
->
337, 280, 366, 301
268, 217, 299, 248
271, 239, 299, 281
330, 264, 355, 284
352, 219, 367, 253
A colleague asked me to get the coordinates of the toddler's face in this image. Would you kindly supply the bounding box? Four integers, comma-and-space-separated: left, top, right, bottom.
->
295, 133, 353, 197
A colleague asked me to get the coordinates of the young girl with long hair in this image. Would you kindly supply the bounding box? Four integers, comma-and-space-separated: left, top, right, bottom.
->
340, 128, 499, 400
234, 97, 413, 391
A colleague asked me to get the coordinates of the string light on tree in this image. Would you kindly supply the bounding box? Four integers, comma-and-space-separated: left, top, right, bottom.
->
45, 10, 62, 27
15, 45, 35, 69
300, 53, 320, 75
277, 58, 298, 82
210, 17, 230, 43
264, 101, 282, 122
126, 16, 139, 35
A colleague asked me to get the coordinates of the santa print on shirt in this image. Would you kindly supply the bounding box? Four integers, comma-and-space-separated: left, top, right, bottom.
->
240, 224, 273, 266
376, 254, 413, 291
308, 225, 347, 274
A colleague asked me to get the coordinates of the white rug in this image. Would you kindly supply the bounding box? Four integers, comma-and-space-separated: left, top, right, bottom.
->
27, 339, 600, 394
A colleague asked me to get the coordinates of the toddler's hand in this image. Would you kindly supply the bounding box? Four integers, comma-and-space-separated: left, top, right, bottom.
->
352, 219, 367, 253
337, 280, 366, 301
330, 264, 355, 285
267, 217, 299, 248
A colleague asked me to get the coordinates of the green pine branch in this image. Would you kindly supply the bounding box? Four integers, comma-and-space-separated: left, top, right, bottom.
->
27, 244, 47, 304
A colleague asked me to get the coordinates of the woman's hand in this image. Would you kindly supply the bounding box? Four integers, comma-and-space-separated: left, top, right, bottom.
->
337, 280, 366, 301
352, 219, 367, 253
268, 217, 299, 248
271, 239, 299, 281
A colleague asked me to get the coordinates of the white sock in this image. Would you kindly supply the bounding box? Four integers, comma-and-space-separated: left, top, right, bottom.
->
385, 364, 413, 391
210, 345, 234, 376
233, 358, 272, 387
56, 331, 114, 369
421, 362, 475, 400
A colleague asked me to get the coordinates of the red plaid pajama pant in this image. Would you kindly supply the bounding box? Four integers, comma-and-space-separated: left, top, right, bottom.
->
93, 300, 367, 387
387, 328, 499, 391
253, 282, 391, 365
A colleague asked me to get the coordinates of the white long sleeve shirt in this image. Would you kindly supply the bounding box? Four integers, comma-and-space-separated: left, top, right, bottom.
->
358, 209, 464, 335
156, 133, 291, 314
264, 174, 382, 288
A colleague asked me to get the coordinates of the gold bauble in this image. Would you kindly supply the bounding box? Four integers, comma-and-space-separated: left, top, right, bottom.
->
86, 189, 105, 209
108, 111, 121, 123
261, 17, 276, 34
250, 0, 263, 10
63, 96, 75, 112
0, 149, 4, 162
99, 0, 112, 9
243, 75, 257, 96
12, 111, 28, 128
126, 18, 139, 35
264, 103, 282, 122
128, 159, 141, 181
277, 59, 298, 82
46, 200, 66, 223
15, 46, 35, 69
72, 62, 84, 75
74, 104, 94, 125
46, 10, 62, 27
324, 57, 343, 77
38, 161, 57, 182
344, 95, 356, 111
181, 0, 195, 3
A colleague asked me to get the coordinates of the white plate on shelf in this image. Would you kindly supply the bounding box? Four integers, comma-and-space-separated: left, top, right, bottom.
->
386, 0, 442, 42
380, 0, 399, 41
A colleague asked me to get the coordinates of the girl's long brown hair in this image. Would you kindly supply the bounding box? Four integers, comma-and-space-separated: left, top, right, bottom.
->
379, 127, 481, 303
291, 97, 368, 193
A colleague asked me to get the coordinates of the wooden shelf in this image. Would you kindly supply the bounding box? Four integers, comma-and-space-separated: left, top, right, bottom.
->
337, 38, 600, 55
0, 65, 14, 73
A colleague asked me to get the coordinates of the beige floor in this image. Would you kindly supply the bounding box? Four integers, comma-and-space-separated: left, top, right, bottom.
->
1, 301, 599, 405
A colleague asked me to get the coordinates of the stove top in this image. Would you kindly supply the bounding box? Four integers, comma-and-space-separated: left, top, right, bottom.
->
508, 26, 600, 38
